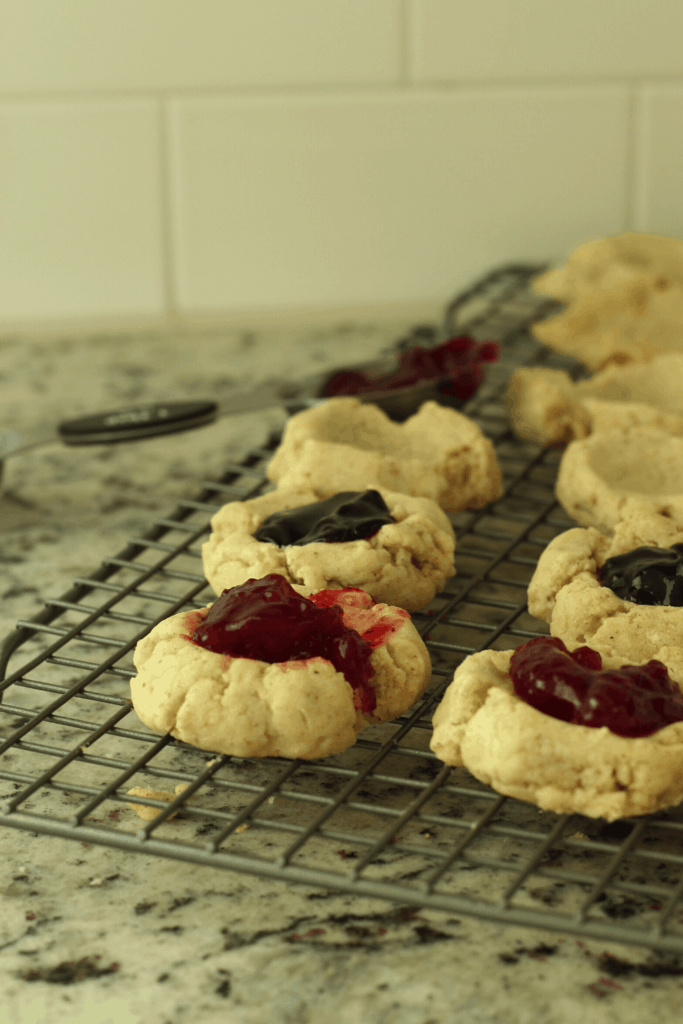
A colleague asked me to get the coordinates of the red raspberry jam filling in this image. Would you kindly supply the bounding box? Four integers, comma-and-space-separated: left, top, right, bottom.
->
253, 489, 395, 547
508, 636, 683, 738
322, 335, 499, 402
186, 574, 408, 713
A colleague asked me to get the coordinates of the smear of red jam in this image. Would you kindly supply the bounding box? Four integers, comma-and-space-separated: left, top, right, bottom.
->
308, 586, 408, 649
508, 636, 683, 738
185, 575, 408, 713
322, 335, 499, 402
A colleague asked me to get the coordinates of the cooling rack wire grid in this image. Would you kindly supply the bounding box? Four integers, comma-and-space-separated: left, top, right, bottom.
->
2, 263, 683, 954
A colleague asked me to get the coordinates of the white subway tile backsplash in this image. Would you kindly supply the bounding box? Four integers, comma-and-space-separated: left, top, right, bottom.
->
0, 1, 400, 95
633, 86, 683, 238
169, 88, 630, 315
0, 101, 165, 323
411, 0, 683, 82
0, 2, 679, 329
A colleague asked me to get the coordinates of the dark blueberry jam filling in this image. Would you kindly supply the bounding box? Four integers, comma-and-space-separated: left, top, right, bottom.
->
253, 489, 395, 547
322, 335, 499, 402
508, 636, 683, 738
188, 574, 378, 712
599, 544, 683, 606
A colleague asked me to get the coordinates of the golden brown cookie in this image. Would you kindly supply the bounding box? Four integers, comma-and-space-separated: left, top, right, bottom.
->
266, 397, 502, 513
202, 485, 455, 612
131, 587, 432, 760
430, 647, 683, 820
527, 512, 683, 678
531, 273, 683, 370
555, 426, 683, 532
532, 232, 683, 305
507, 354, 683, 445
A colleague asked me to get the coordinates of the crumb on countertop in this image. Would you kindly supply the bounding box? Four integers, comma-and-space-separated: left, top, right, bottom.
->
127, 783, 190, 822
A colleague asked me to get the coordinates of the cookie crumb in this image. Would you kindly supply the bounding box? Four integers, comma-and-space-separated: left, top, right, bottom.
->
127, 783, 190, 821
235, 822, 250, 833
568, 831, 590, 840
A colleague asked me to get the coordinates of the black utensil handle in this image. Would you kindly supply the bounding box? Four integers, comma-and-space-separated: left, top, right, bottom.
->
58, 401, 218, 446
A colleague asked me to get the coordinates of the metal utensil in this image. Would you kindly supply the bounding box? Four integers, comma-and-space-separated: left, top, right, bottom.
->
0, 354, 454, 475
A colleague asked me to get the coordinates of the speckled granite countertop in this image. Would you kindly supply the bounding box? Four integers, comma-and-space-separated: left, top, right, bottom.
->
2, 316, 683, 1024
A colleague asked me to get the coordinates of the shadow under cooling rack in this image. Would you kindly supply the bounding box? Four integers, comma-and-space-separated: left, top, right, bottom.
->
3, 263, 683, 955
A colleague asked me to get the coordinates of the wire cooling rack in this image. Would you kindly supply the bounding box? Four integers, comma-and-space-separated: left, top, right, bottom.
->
3, 263, 683, 955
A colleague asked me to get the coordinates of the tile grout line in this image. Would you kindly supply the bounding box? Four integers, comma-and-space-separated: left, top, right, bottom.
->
624, 83, 637, 231
398, 0, 411, 86
1, 75, 683, 105
157, 97, 177, 320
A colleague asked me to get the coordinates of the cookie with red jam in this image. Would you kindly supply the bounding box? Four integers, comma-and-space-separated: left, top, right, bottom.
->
430, 637, 683, 820
201, 485, 456, 613
527, 510, 683, 679
131, 574, 431, 760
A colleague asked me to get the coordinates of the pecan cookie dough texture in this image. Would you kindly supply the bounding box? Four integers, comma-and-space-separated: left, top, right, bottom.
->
266, 397, 502, 513
532, 232, 683, 306
531, 273, 683, 371
527, 512, 683, 679
130, 596, 432, 760
430, 648, 683, 821
202, 485, 456, 613
507, 353, 683, 446
555, 425, 683, 533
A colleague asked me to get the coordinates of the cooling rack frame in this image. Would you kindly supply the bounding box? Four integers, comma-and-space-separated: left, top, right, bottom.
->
3, 263, 683, 955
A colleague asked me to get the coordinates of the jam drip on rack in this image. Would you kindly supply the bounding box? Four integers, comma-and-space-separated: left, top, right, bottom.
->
322, 335, 499, 402
508, 636, 683, 738
599, 544, 683, 606
253, 489, 395, 547
189, 574, 379, 711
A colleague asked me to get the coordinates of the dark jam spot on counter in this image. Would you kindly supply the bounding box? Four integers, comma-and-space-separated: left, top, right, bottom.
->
508, 636, 683, 738
599, 544, 683, 606
322, 335, 499, 402
189, 574, 377, 712
253, 489, 395, 547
